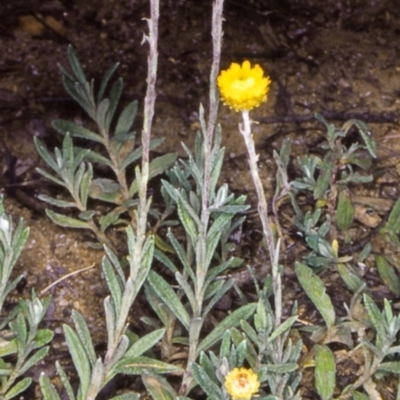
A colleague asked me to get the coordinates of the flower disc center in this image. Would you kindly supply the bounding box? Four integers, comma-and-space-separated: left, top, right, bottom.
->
231, 77, 255, 91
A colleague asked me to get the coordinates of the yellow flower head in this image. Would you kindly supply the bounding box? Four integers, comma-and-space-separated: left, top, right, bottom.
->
217, 61, 271, 112
224, 367, 260, 400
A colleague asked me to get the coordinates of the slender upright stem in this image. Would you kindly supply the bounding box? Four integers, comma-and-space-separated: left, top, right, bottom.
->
139, 0, 159, 233
201, 0, 223, 224
240, 110, 281, 326
103, 0, 159, 372
181, 0, 225, 395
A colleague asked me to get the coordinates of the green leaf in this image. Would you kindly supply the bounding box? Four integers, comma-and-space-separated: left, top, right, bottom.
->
198, 303, 257, 354
110, 394, 140, 400
240, 319, 259, 346
105, 78, 123, 130
52, 119, 103, 144
4, 377, 32, 400
67, 45, 87, 85
63, 324, 91, 398
176, 199, 198, 245
11, 314, 27, 353
97, 63, 119, 103
45, 210, 91, 229
38, 195, 77, 209
61, 74, 94, 118
39, 374, 61, 400
376, 255, 400, 296
337, 263, 366, 293
352, 392, 369, 400
0, 338, 17, 357
86, 358, 104, 399
125, 328, 165, 358
264, 363, 298, 373
114, 356, 183, 375
191, 362, 220, 398
315, 344, 336, 400
377, 361, 400, 374
363, 294, 385, 341
19, 346, 49, 375
314, 152, 335, 199
295, 263, 335, 328
351, 119, 376, 158
121, 137, 163, 171
129, 153, 177, 196
102, 257, 123, 315
383, 198, 400, 234
337, 190, 354, 231
89, 178, 124, 204
56, 362, 76, 400
141, 371, 177, 400
209, 147, 225, 197
96, 98, 110, 132
72, 311, 97, 367
268, 316, 298, 343
34, 137, 60, 173
115, 100, 138, 136
80, 163, 93, 208
147, 271, 190, 330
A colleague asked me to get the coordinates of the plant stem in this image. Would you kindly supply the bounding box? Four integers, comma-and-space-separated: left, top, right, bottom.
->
240, 110, 280, 325
181, 0, 224, 394
102, 0, 159, 387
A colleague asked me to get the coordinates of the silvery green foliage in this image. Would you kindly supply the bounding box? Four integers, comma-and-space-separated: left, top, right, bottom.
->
0, 195, 29, 314
236, 284, 301, 400
339, 295, 400, 398
39, 227, 182, 400
144, 107, 256, 396
0, 196, 53, 399
288, 115, 377, 269
292, 114, 376, 200
190, 330, 247, 400
34, 46, 176, 250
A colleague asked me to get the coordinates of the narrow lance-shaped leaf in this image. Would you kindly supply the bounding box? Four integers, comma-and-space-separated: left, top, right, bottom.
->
147, 271, 190, 330
115, 100, 138, 136
56, 362, 76, 400
67, 45, 87, 85
190, 362, 221, 399
141, 370, 177, 400
52, 119, 103, 144
105, 78, 123, 131
125, 328, 165, 358
376, 255, 400, 296
45, 210, 91, 230
314, 152, 335, 199
198, 303, 257, 354
363, 294, 385, 344
63, 324, 91, 398
4, 377, 32, 400
19, 346, 49, 376
129, 153, 177, 195
295, 263, 335, 328
72, 311, 97, 367
39, 374, 61, 400
114, 356, 183, 375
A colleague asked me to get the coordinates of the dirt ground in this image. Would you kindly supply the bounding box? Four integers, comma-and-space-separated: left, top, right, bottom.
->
0, 0, 400, 398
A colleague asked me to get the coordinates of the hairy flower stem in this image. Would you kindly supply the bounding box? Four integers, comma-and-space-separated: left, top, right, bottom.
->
240, 110, 281, 326
181, 0, 224, 394
102, 0, 159, 382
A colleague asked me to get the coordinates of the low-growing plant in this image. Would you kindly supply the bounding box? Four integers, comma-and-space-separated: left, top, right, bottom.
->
2, 0, 400, 398
0, 195, 53, 399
